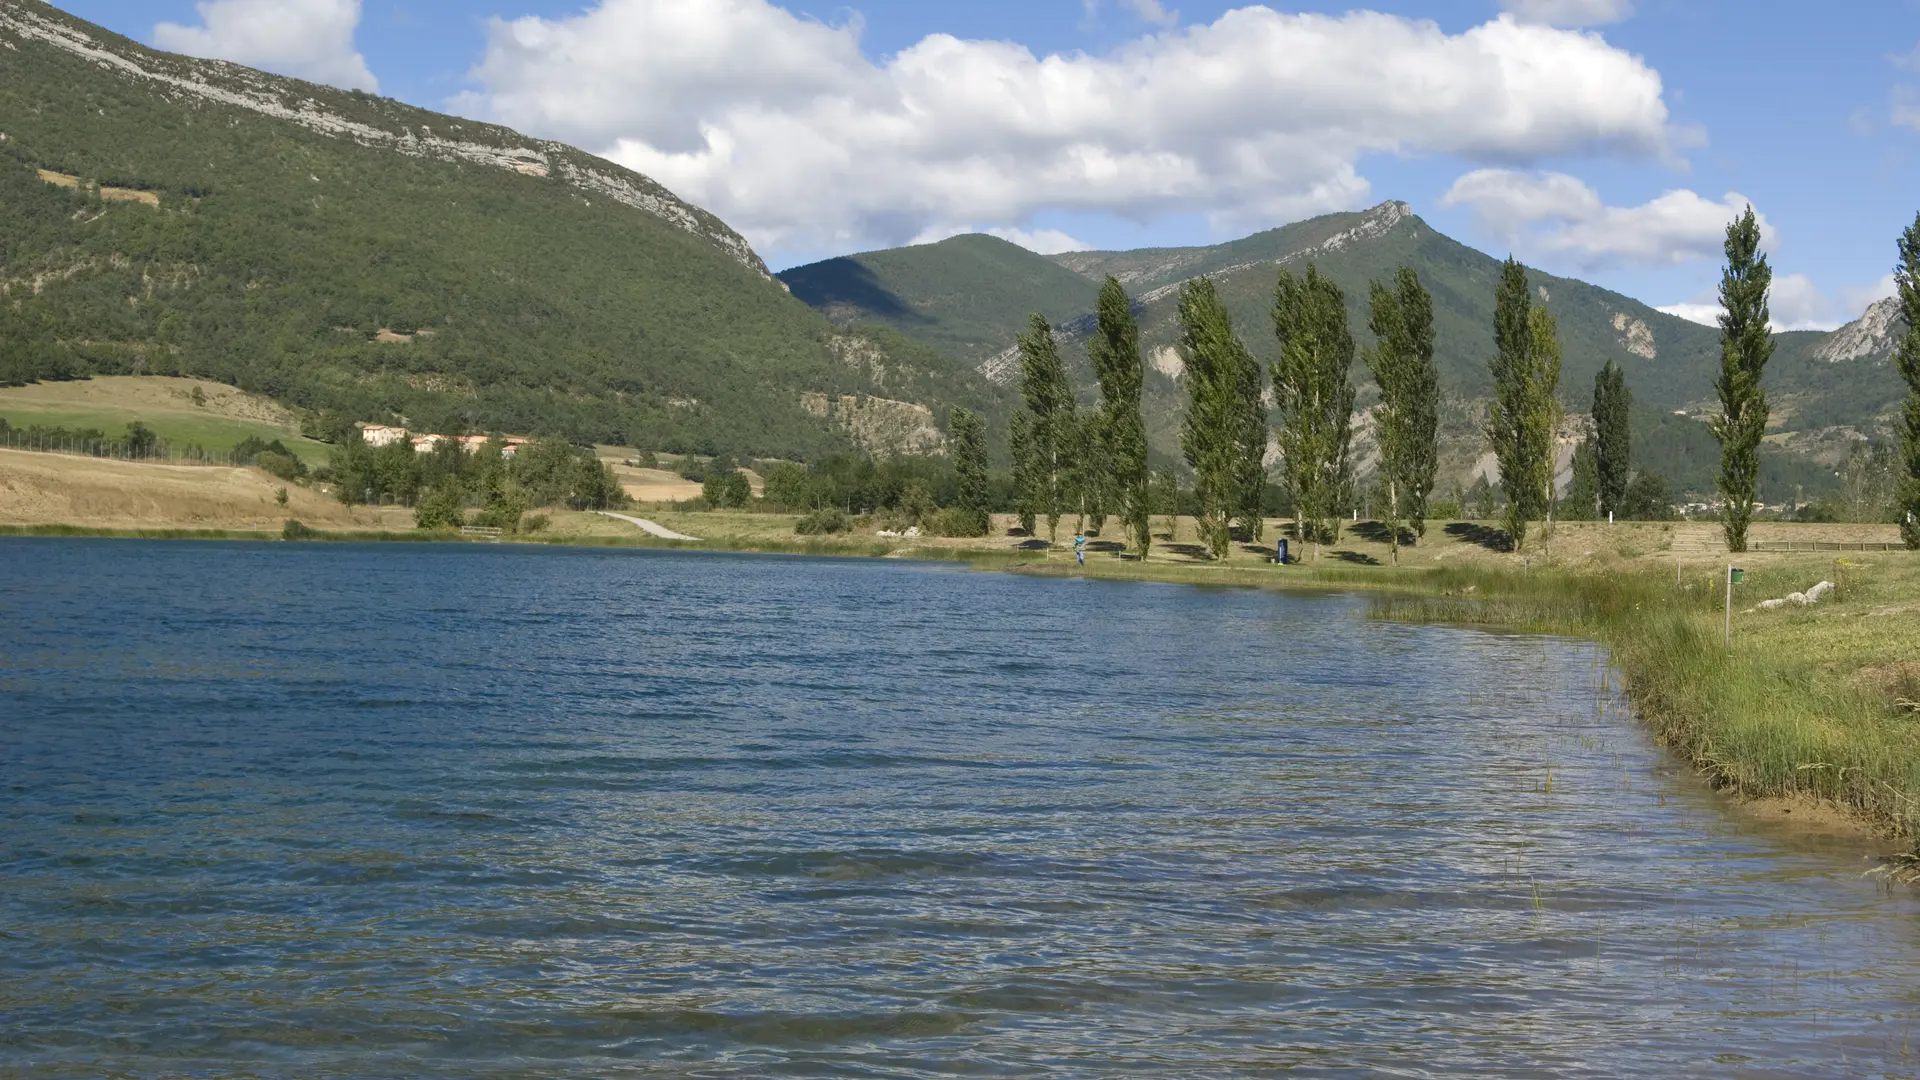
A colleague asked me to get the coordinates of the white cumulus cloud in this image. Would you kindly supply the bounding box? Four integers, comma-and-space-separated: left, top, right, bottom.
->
1656, 302, 1722, 328
154, 0, 378, 92
1440, 169, 1770, 271
1659, 270, 1875, 334
456, 2, 1675, 259
1499, 0, 1634, 27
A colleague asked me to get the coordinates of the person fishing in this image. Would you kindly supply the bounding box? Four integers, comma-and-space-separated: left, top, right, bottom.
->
1074, 533, 1086, 567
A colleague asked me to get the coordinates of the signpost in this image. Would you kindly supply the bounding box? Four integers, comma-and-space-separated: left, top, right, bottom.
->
1725, 565, 1744, 647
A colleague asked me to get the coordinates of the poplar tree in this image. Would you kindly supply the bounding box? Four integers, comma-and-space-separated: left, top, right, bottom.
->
1009, 413, 1038, 536
950, 406, 990, 537
1523, 305, 1565, 541
1274, 265, 1355, 556
1487, 257, 1549, 552
1179, 278, 1253, 560
1710, 207, 1773, 554
1365, 266, 1438, 562
1088, 276, 1152, 557
1592, 360, 1631, 520
1895, 212, 1920, 549
1017, 313, 1076, 543
1232, 334, 1269, 543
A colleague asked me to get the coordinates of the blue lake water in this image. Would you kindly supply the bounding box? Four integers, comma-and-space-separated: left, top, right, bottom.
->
3, 538, 1919, 1078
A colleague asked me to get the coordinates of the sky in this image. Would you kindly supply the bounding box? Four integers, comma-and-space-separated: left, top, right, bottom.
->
50, 0, 1920, 330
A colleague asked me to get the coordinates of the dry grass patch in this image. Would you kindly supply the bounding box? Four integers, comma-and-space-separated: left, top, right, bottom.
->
0, 449, 409, 532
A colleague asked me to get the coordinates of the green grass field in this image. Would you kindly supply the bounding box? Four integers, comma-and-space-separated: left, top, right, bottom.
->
0, 405, 332, 466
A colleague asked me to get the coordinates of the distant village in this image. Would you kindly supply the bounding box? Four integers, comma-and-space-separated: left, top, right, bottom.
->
357, 424, 529, 458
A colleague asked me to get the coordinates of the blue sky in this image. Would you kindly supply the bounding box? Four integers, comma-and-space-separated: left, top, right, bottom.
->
53, 0, 1920, 328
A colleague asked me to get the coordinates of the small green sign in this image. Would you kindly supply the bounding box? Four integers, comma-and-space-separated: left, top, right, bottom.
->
1730, 568, 1745, 585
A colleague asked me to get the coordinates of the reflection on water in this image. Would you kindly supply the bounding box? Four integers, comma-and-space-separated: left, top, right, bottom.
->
2, 538, 1918, 1078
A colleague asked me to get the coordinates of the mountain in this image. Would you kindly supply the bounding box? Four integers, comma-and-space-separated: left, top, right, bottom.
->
781, 202, 1909, 499
782, 234, 1102, 366
0, 0, 1004, 458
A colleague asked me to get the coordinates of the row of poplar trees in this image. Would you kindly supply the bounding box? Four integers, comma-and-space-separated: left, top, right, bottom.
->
1711, 207, 1920, 552
1010, 264, 1442, 563
1008, 204, 1920, 560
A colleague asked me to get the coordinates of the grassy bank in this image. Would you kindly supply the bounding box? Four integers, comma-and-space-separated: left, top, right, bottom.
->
1369, 558, 1920, 844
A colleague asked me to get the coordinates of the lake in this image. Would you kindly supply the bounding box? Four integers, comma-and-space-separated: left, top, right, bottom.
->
3, 539, 1918, 1077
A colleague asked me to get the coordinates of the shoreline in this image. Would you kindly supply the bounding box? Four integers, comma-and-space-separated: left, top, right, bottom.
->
4, 519, 1915, 859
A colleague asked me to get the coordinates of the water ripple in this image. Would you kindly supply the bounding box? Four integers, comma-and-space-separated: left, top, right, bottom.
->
2, 539, 1918, 1078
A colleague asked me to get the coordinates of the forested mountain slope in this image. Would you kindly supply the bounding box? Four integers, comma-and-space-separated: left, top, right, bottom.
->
0, 1, 1004, 457
783, 202, 1910, 498
781, 234, 1104, 365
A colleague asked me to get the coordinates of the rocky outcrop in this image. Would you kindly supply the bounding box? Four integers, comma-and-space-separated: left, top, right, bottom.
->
1612, 313, 1656, 360
0, 3, 767, 275
1815, 297, 1903, 363
799, 392, 946, 457
1135, 201, 1413, 306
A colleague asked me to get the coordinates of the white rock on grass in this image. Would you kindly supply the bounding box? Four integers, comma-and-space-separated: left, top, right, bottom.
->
1755, 581, 1837, 612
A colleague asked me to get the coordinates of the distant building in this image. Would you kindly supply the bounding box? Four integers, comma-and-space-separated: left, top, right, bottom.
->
458, 435, 492, 454
411, 434, 450, 453
359, 424, 408, 448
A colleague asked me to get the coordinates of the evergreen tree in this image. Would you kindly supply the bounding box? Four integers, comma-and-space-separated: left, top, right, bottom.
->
1009, 412, 1039, 536
1895, 212, 1920, 549
1486, 257, 1557, 553
950, 406, 990, 537
1067, 412, 1108, 535
1017, 313, 1076, 543
1593, 359, 1632, 519
1232, 332, 1269, 543
1562, 440, 1600, 520
1709, 206, 1774, 554
1524, 305, 1565, 540
1365, 266, 1438, 561
1088, 276, 1152, 557
1274, 265, 1355, 556
1178, 278, 1254, 560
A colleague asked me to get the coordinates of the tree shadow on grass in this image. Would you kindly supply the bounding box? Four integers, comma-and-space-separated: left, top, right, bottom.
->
1016, 538, 1053, 551
1089, 540, 1127, 553
1330, 549, 1382, 566
1162, 542, 1212, 561
1350, 519, 1416, 547
1445, 521, 1513, 553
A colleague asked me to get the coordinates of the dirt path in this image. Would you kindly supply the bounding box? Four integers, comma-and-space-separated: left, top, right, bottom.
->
595, 511, 701, 541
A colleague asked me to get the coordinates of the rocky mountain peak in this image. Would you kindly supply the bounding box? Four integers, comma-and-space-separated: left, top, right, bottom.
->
1814, 296, 1904, 363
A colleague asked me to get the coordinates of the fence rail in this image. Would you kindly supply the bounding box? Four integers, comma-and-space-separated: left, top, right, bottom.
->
1748, 541, 1906, 552
1, 428, 255, 467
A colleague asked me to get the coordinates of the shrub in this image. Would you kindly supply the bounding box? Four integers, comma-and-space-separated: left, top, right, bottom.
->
923, 506, 988, 538
473, 489, 530, 532
1619, 470, 1675, 521
281, 519, 318, 540
795, 508, 850, 535
414, 485, 465, 530
522, 512, 551, 534
703, 470, 752, 509
255, 449, 300, 481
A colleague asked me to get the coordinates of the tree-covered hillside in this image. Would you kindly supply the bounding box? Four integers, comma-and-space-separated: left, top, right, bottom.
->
0, 1, 1004, 458
780, 234, 1102, 364
782, 200, 1910, 499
